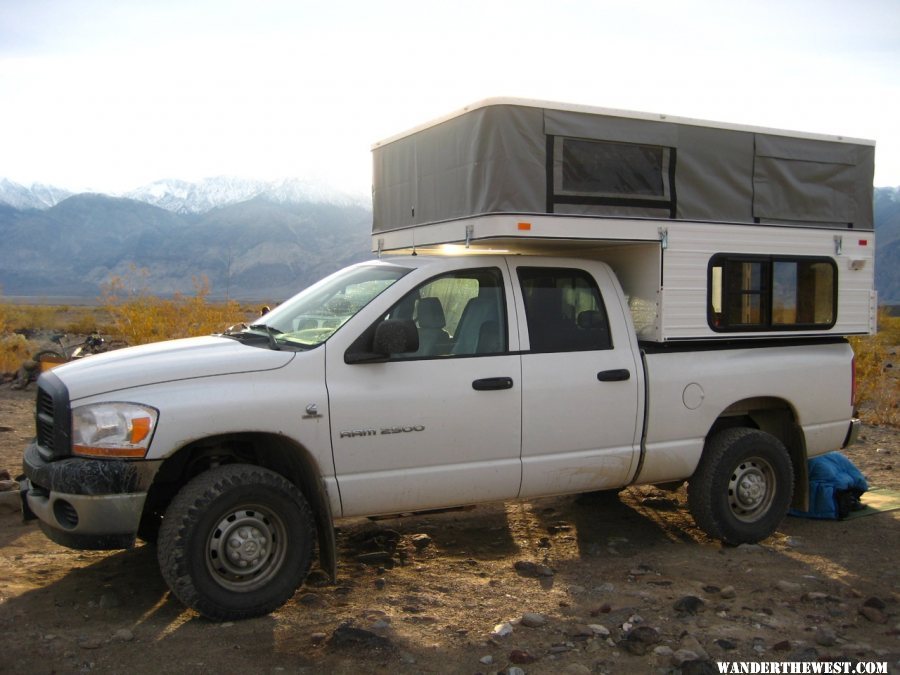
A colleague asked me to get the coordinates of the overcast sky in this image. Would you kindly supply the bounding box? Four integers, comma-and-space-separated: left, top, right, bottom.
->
1, 0, 898, 195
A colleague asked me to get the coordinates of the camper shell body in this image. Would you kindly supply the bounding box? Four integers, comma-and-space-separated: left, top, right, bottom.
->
371, 98, 876, 342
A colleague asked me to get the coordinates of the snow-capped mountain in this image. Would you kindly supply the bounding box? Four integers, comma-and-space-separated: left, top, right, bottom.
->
0, 179, 73, 210
125, 176, 369, 214
0, 176, 369, 214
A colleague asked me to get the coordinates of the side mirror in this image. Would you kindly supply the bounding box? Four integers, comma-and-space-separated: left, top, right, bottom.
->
373, 319, 419, 355
345, 320, 419, 364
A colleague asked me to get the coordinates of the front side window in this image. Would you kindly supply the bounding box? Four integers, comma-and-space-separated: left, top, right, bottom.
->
518, 267, 612, 352
709, 255, 836, 331
365, 267, 508, 359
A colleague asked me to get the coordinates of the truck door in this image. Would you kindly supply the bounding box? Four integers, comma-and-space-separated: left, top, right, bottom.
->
325, 261, 522, 517
511, 261, 642, 496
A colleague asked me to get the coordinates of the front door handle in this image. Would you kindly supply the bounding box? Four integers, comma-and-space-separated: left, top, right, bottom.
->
473, 377, 514, 391
597, 369, 630, 382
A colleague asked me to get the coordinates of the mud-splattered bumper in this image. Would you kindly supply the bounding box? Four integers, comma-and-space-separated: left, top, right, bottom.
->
21, 440, 162, 550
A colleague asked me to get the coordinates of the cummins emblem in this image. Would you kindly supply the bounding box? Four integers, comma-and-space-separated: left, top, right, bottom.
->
340, 425, 424, 439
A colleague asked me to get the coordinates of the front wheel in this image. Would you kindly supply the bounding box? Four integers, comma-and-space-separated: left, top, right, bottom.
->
687, 428, 794, 545
157, 464, 315, 620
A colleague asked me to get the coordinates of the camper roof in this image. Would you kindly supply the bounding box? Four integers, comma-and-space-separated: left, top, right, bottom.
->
373, 97, 875, 150
371, 98, 876, 233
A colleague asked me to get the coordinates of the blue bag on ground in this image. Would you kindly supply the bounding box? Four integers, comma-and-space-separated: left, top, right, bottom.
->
789, 452, 868, 520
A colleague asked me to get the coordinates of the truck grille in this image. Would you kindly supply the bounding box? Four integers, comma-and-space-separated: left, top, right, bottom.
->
34, 372, 71, 459
36, 388, 55, 451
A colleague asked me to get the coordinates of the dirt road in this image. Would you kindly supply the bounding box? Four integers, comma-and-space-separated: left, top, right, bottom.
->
1, 384, 898, 674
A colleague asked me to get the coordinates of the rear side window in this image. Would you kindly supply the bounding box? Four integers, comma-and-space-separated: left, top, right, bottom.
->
709, 255, 837, 331
518, 267, 612, 352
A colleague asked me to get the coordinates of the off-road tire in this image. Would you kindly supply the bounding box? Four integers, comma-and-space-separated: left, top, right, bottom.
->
158, 464, 315, 621
687, 427, 793, 545
34, 349, 65, 363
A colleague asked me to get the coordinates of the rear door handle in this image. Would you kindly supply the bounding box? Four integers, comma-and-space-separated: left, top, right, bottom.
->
472, 377, 514, 391
597, 369, 630, 382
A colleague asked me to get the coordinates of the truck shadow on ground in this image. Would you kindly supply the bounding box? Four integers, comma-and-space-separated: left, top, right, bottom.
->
1, 492, 897, 672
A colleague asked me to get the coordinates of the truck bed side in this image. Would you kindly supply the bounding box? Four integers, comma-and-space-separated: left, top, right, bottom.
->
634, 339, 854, 485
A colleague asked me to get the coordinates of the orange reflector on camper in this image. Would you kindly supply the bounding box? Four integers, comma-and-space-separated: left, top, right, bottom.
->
518, 222, 532, 231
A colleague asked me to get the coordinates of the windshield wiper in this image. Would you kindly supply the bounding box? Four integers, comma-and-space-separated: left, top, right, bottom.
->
248, 323, 282, 351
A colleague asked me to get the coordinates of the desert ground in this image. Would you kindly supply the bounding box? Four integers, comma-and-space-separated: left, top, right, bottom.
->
0, 382, 898, 674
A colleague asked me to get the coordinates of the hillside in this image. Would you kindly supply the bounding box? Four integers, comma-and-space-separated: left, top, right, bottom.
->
0, 181, 898, 303
875, 186, 900, 303
0, 194, 372, 301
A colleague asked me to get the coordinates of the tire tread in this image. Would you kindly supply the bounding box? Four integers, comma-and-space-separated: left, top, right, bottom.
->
688, 427, 793, 545
158, 464, 314, 621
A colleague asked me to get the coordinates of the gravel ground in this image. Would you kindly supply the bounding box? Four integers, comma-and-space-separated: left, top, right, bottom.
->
0, 384, 898, 674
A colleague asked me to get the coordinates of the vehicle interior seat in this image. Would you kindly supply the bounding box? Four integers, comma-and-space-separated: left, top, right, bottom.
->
414, 297, 451, 356
452, 288, 502, 355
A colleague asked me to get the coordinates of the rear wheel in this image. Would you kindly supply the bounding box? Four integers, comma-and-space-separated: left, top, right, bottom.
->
158, 464, 315, 620
688, 428, 793, 545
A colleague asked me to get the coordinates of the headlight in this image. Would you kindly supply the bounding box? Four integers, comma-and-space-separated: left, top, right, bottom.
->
72, 402, 159, 459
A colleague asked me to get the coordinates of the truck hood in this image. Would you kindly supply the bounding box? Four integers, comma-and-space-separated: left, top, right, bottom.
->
52, 336, 296, 401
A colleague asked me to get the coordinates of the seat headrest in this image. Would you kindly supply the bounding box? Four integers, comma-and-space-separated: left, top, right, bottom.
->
415, 297, 446, 329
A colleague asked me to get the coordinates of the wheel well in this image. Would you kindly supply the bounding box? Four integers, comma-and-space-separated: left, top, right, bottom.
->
707, 398, 808, 511
145, 433, 337, 580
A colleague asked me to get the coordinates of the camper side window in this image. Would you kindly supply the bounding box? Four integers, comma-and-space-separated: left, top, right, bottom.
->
709, 254, 837, 331
558, 139, 668, 198
551, 137, 674, 217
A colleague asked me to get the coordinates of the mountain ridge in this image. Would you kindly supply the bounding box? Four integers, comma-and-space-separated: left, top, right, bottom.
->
1, 182, 899, 303
0, 193, 373, 301
0, 176, 369, 214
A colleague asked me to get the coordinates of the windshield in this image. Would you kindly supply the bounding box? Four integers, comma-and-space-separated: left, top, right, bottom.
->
247, 263, 410, 349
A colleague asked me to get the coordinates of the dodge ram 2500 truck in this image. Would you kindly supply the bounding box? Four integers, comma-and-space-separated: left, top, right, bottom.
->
21, 253, 858, 620
21, 98, 873, 620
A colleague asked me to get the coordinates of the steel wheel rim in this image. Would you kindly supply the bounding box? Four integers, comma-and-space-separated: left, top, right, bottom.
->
728, 456, 776, 522
206, 504, 288, 592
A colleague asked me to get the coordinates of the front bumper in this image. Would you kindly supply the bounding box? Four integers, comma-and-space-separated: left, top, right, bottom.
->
21, 440, 162, 550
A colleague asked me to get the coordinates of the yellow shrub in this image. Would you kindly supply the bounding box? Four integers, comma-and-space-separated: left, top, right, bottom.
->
0, 333, 36, 376
850, 310, 900, 427
102, 267, 245, 346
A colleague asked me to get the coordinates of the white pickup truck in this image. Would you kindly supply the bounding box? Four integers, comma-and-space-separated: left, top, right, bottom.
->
22, 98, 874, 620
21, 252, 858, 620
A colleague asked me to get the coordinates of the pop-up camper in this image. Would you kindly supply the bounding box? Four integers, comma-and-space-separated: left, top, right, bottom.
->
371, 98, 876, 341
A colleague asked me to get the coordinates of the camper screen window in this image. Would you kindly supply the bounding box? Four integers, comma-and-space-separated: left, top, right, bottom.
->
554, 138, 669, 200
708, 254, 837, 332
